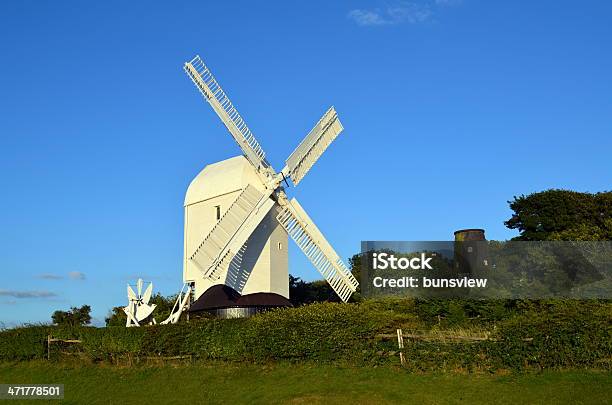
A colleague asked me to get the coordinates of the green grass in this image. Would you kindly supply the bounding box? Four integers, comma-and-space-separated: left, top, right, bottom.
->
0, 362, 610, 404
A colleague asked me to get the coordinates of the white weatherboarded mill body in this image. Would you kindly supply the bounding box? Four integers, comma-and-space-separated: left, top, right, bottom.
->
184, 156, 289, 299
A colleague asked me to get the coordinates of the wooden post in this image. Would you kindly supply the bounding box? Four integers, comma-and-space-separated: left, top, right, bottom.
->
396, 328, 406, 367
47, 335, 50, 361
396, 328, 404, 349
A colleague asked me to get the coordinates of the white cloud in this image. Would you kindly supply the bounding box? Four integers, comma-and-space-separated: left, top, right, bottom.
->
347, 9, 389, 26
0, 289, 57, 299
68, 271, 86, 280
38, 273, 64, 280
348, 2, 431, 26
435, 0, 462, 6
37, 271, 86, 280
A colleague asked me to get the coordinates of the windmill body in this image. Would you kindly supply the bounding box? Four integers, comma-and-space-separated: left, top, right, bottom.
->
184, 156, 288, 300
155, 54, 360, 320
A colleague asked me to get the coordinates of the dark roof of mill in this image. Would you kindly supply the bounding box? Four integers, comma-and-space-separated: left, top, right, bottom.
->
188, 285, 292, 312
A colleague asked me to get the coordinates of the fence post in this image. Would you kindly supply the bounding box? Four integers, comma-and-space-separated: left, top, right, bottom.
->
396, 328, 406, 367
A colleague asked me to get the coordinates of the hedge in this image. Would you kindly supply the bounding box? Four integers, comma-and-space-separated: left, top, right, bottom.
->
1, 300, 609, 371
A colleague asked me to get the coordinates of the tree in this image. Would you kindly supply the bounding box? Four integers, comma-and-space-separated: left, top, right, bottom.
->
288, 254, 364, 305
105, 306, 126, 327
52, 305, 91, 327
505, 189, 612, 241
348, 253, 363, 301
288, 275, 338, 306
348, 253, 362, 287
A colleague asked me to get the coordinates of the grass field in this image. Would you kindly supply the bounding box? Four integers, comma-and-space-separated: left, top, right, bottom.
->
0, 362, 610, 404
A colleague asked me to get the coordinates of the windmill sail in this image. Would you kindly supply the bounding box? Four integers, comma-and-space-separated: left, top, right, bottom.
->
178, 53, 360, 312
135, 303, 156, 322
142, 282, 153, 305
284, 107, 343, 186
127, 285, 138, 302
124, 279, 157, 327
190, 184, 275, 280
184, 55, 270, 173
276, 197, 358, 302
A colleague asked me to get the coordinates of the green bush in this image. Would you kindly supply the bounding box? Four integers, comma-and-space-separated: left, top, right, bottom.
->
414, 298, 516, 325
0, 303, 393, 363
494, 300, 611, 370
0, 325, 52, 361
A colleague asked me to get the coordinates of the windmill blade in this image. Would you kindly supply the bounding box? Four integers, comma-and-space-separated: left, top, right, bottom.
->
276, 197, 358, 302
127, 285, 137, 302
184, 55, 271, 173
142, 282, 153, 305
190, 184, 276, 281
136, 278, 143, 297
135, 303, 156, 322
282, 107, 343, 186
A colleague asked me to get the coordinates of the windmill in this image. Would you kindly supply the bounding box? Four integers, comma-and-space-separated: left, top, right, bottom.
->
164, 54, 359, 321
124, 278, 156, 327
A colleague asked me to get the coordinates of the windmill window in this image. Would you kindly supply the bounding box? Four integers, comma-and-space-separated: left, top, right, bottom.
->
215, 205, 221, 220
278, 242, 283, 250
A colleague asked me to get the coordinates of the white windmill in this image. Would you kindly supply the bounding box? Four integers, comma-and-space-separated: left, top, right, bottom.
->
163, 54, 359, 321
124, 278, 157, 327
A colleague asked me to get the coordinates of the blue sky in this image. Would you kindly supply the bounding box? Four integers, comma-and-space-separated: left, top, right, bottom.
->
1, 1, 610, 326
